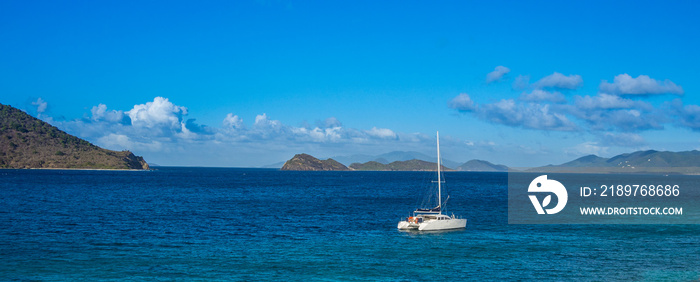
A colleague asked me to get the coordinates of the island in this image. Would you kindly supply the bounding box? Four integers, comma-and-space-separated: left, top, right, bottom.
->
0, 103, 149, 170
349, 159, 452, 171
278, 149, 700, 174
528, 150, 700, 174
280, 153, 452, 171
457, 159, 508, 172
281, 154, 349, 171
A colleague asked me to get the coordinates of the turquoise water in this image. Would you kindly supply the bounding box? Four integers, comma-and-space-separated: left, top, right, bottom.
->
1, 168, 698, 280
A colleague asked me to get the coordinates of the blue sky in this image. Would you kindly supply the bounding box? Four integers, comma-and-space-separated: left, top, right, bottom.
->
1, 1, 699, 167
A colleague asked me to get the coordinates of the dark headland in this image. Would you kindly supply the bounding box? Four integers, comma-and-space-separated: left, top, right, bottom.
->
0, 103, 149, 170
281, 154, 349, 171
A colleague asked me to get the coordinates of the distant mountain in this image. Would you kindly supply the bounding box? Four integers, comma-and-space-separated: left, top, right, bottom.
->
329, 153, 376, 166
457, 159, 508, 172
332, 151, 460, 169
373, 158, 389, 165
277, 149, 700, 174
350, 159, 453, 171
281, 154, 349, 171
557, 154, 609, 167
376, 151, 434, 162
0, 103, 149, 170
530, 150, 700, 174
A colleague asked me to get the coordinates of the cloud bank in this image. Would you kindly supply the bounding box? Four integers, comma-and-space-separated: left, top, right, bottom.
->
450, 70, 693, 150
447, 93, 476, 112
599, 74, 684, 96
33, 97, 441, 166
532, 72, 583, 90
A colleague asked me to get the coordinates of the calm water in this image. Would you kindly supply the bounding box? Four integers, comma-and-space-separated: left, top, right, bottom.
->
1, 168, 698, 280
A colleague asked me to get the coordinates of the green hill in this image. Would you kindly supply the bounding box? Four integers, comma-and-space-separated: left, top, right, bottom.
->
0, 103, 149, 170
457, 159, 508, 172
281, 154, 349, 171
281, 153, 452, 171
529, 150, 700, 174
350, 159, 452, 171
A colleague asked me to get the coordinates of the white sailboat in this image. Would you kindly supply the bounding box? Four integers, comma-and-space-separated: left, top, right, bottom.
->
397, 131, 467, 231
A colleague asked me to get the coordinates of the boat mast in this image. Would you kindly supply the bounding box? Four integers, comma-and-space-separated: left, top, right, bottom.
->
437, 131, 441, 213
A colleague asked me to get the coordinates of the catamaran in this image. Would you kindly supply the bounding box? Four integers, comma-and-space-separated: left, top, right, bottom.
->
397, 131, 467, 231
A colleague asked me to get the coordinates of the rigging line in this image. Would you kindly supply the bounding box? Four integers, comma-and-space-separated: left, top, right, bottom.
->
420, 171, 436, 208
416, 171, 432, 208
442, 195, 450, 210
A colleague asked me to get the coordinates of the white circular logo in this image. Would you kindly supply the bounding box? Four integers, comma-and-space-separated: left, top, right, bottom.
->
528, 175, 568, 215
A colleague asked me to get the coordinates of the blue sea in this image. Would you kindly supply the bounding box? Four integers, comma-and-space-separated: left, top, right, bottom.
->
1, 167, 699, 280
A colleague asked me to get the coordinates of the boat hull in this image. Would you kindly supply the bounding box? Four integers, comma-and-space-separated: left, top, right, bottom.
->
397, 221, 419, 230
418, 218, 467, 231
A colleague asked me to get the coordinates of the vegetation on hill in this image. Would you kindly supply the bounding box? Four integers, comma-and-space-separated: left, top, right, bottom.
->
280, 149, 700, 174
281, 154, 451, 171
281, 154, 349, 171
330, 151, 461, 168
0, 103, 149, 169
457, 159, 508, 172
349, 161, 387, 171
350, 159, 452, 171
529, 150, 700, 174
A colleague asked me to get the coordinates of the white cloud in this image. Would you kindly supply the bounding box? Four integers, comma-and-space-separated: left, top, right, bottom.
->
486, 66, 510, 83
670, 99, 700, 131
560, 93, 663, 132
365, 127, 398, 139
45, 100, 423, 167
91, 104, 126, 123
464, 139, 497, 151
395, 132, 431, 143
599, 74, 683, 95
451, 70, 686, 134
176, 122, 198, 140
222, 113, 244, 130
532, 72, 583, 90
567, 141, 608, 156
600, 132, 646, 147
574, 93, 653, 111
96, 133, 163, 152
29, 96, 492, 167
254, 113, 281, 129
447, 93, 476, 112
567, 105, 663, 132
250, 113, 286, 140
519, 89, 566, 103
477, 99, 577, 131
574, 94, 640, 110
32, 98, 47, 113
322, 117, 342, 128
291, 126, 344, 142
126, 97, 187, 130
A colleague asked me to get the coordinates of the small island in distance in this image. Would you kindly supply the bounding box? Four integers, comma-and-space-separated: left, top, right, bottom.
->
281, 154, 350, 171
281, 149, 700, 174
281, 153, 506, 172
0, 103, 149, 170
